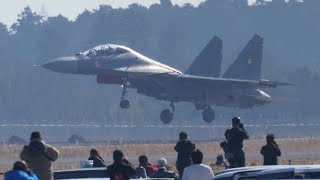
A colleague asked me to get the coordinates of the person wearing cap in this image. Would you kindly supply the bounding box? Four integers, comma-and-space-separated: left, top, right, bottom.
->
150, 158, 178, 180
138, 155, 157, 177
20, 131, 59, 180
182, 149, 214, 180
88, 149, 106, 167
260, 134, 281, 165
4, 161, 38, 180
174, 131, 196, 178
224, 117, 249, 168
106, 150, 136, 180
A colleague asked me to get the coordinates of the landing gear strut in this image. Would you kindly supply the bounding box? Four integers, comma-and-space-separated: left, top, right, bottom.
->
160, 102, 175, 124
202, 106, 215, 123
119, 80, 130, 109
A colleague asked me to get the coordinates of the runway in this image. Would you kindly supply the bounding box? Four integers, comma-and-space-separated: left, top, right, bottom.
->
1, 123, 320, 143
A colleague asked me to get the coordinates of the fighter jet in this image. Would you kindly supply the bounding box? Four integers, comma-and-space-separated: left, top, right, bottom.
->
42, 34, 294, 124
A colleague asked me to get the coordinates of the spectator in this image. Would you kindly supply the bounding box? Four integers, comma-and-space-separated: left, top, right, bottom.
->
182, 149, 214, 180
106, 150, 136, 180
212, 155, 228, 168
138, 155, 157, 177
260, 134, 281, 165
174, 131, 196, 178
151, 158, 178, 180
88, 149, 106, 167
4, 161, 38, 180
224, 117, 249, 168
20, 131, 59, 180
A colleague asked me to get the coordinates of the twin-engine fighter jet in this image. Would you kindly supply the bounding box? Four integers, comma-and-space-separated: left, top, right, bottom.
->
42, 34, 294, 124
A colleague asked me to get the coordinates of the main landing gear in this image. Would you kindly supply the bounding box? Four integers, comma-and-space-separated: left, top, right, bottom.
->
119, 81, 130, 109
160, 102, 175, 124
202, 106, 215, 123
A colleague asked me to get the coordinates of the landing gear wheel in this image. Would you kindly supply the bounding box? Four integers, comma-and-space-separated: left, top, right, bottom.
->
160, 109, 173, 124
202, 107, 215, 123
120, 100, 130, 109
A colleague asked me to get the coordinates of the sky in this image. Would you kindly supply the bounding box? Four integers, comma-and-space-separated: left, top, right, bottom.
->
0, 0, 256, 27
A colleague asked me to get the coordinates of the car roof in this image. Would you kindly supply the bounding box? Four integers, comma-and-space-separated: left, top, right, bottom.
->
213, 165, 320, 180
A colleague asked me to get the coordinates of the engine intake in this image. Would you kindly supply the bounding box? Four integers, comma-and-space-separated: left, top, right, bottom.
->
97, 74, 123, 85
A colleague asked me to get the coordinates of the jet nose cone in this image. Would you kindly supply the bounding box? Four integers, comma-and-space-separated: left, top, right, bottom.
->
42, 56, 79, 74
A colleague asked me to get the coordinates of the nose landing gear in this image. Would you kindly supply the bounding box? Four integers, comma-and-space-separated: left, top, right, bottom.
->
119, 80, 130, 109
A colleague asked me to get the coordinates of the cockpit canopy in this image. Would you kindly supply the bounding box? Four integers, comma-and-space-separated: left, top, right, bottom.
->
83, 44, 130, 57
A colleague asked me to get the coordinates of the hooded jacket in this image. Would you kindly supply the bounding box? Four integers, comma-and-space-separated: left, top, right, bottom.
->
174, 139, 195, 169
20, 140, 59, 180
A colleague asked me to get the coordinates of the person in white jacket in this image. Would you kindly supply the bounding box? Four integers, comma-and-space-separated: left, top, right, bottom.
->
182, 149, 214, 180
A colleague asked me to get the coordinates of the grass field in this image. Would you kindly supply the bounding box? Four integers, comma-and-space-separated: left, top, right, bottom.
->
2, 138, 320, 174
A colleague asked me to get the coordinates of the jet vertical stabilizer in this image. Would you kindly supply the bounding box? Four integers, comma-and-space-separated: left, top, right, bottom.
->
186, 36, 222, 78
223, 34, 263, 80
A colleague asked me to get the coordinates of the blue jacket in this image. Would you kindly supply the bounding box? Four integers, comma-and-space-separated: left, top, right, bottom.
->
4, 170, 39, 180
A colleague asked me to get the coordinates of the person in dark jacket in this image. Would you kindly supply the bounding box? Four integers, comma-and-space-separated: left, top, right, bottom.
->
224, 117, 249, 168
174, 131, 196, 178
88, 149, 106, 167
151, 158, 178, 180
20, 131, 59, 180
4, 161, 38, 180
260, 134, 281, 165
138, 155, 157, 177
106, 150, 136, 180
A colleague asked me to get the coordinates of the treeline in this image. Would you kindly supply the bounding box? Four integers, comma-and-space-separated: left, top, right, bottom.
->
0, 0, 319, 125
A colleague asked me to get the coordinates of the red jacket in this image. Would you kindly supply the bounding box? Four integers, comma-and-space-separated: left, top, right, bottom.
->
139, 162, 157, 177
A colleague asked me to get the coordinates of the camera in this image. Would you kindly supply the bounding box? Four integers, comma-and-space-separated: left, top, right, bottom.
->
239, 122, 244, 129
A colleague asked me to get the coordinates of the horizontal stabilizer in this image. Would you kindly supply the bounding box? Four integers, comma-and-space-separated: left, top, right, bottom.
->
223, 34, 263, 80
247, 95, 299, 103
186, 36, 222, 77
259, 79, 296, 88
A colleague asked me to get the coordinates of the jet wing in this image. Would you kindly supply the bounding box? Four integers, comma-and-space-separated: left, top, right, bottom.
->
163, 74, 260, 90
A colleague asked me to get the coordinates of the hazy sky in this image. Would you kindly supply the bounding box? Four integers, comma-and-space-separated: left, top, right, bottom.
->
0, 0, 255, 26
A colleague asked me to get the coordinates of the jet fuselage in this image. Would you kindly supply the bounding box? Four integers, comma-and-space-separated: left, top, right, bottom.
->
43, 44, 271, 109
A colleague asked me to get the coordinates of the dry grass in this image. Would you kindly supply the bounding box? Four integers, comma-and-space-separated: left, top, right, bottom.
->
2, 138, 320, 174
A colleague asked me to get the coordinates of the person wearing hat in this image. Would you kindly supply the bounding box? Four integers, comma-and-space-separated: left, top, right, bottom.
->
20, 131, 59, 180
4, 161, 38, 180
224, 117, 249, 168
174, 131, 195, 178
260, 134, 281, 165
88, 149, 106, 167
150, 158, 178, 180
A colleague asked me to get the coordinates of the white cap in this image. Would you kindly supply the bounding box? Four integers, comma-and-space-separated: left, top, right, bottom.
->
157, 158, 167, 167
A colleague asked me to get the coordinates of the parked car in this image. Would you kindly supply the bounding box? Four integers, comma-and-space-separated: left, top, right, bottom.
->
213, 165, 320, 180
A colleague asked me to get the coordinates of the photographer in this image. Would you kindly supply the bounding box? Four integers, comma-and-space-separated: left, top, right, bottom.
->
174, 131, 195, 178
224, 117, 249, 168
88, 149, 106, 167
260, 134, 281, 165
